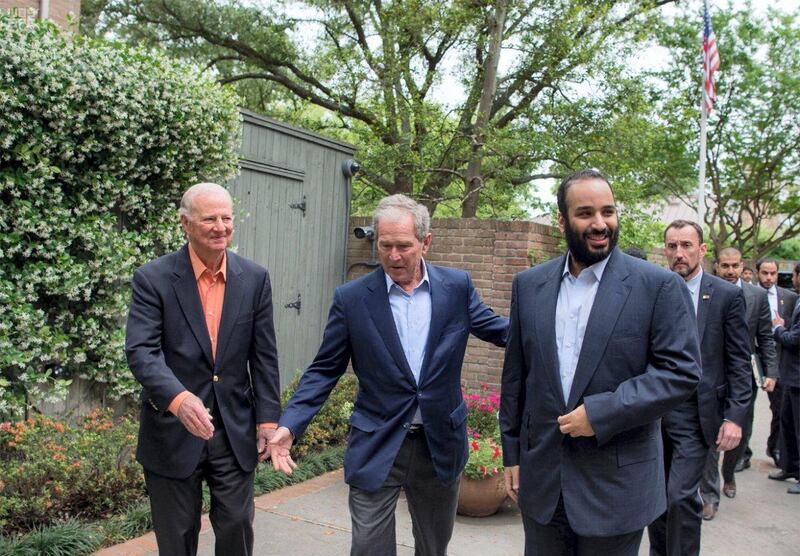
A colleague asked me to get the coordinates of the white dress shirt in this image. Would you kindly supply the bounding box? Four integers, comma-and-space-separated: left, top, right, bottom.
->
684, 269, 703, 315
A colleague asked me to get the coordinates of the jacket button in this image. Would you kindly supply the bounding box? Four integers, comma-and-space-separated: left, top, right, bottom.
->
213, 375, 219, 382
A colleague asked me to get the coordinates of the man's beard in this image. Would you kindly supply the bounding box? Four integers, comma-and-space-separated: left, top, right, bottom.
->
565, 218, 619, 267
670, 260, 699, 279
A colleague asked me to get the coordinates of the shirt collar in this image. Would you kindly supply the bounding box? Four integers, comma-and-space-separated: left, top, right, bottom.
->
766, 285, 777, 296
188, 243, 227, 282
561, 252, 610, 283
385, 259, 430, 293
735, 278, 743, 289
685, 268, 704, 291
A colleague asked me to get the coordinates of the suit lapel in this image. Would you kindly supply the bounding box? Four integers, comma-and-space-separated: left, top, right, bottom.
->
566, 249, 631, 410
172, 246, 214, 368
364, 269, 416, 385
535, 255, 568, 412
419, 265, 449, 384
696, 274, 713, 345
214, 251, 244, 369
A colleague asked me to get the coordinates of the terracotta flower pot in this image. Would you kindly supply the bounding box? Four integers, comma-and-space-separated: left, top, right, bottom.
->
457, 472, 507, 517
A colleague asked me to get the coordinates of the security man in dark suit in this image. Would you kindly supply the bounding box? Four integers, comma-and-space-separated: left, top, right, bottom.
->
700, 247, 777, 506
649, 221, 751, 554
125, 183, 282, 556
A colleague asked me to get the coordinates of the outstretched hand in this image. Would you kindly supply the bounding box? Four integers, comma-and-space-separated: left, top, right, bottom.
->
269, 426, 298, 474
176, 393, 214, 440
257, 427, 276, 462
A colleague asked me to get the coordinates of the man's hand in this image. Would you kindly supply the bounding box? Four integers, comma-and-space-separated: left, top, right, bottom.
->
762, 377, 777, 393
257, 427, 275, 462
269, 426, 298, 475
716, 421, 742, 452
504, 465, 520, 503
557, 404, 595, 437
176, 394, 214, 440
773, 311, 784, 328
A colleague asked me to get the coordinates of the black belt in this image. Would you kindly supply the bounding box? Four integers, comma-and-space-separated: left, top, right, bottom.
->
407, 424, 424, 436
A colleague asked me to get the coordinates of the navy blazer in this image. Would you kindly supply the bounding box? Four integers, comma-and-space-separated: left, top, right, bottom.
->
278, 264, 508, 491
741, 282, 778, 380
125, 245, 281, 479
774, 302, 800, 388
500, 249, 701, 537
693, 273, 752, 446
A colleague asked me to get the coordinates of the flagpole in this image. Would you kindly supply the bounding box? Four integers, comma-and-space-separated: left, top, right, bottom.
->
698, 92, 707, 225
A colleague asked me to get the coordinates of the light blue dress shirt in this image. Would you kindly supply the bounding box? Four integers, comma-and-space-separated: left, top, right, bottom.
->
684, 269, 703, 315
555, 254, 610, 404
385, 261, 432, 423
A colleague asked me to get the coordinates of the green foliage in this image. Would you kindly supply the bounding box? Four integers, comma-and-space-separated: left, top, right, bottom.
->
0, 520, 102, 556
281, 373, 357, 459
88, 0, 676, 217
649, 6, 800, 259
0, 411, 144, 535
0, 13, 241, 417
463, 435, 503, 480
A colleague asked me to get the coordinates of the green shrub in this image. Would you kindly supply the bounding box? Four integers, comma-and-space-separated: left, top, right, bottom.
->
281, 373, 357, 459
0, 411, 145, 535
0, 520, 102, 556
0, 13, 241, 417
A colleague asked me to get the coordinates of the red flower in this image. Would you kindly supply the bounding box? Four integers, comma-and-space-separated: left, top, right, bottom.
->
471, 441, 480, 452
492, 446, 501, 459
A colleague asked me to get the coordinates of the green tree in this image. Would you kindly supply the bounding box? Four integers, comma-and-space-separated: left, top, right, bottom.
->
0, 15, 241, 417
87, 0, 678, 217
650, 6, 800, 261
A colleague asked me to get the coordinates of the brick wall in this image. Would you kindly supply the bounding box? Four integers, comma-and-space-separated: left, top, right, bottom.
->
347, 217, 564, 392
1, 0, 81, 30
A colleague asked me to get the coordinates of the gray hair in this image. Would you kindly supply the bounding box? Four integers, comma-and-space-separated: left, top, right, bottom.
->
179, 182, 232, 218
372, 194, 430, 242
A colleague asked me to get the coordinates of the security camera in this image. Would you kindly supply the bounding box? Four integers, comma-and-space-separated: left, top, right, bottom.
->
353, 226, 375, 240
342, 159, 360, 178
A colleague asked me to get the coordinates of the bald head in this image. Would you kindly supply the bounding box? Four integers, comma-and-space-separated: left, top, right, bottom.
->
180, 182, 232, 218
715, 246, 743, 284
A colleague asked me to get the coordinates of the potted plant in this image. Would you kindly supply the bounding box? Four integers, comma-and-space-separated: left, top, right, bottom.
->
457, 384, 507, 517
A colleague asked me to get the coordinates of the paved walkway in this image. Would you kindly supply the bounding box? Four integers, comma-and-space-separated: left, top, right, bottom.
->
96, 393, 798, 555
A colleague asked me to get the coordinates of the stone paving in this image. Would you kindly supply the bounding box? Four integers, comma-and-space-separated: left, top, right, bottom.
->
96, 392, 797, 555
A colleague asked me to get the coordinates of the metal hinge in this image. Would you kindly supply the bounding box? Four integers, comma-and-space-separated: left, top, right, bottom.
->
284, 293, 301, 314
289, 195, 307, 216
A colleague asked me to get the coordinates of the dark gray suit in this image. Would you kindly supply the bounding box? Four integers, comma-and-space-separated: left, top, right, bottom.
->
765, 286, 799, 456
500, 249, 701, 555
649, 273, 752, 556
701, 281, 777, 504
776, 302, 800, 476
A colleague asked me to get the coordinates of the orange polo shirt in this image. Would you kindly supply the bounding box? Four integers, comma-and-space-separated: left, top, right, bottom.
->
168, 246, 277, 431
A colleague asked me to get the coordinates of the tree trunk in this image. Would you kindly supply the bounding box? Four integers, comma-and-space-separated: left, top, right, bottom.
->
461, 1, 507, 218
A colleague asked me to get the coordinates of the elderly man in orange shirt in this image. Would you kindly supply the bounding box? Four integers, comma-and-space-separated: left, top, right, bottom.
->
125, 182, 281, 556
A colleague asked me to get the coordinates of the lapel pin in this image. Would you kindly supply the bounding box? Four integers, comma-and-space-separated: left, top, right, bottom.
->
702, 294, 710, 300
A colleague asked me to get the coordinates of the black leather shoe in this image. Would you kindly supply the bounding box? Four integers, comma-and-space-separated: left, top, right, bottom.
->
768, 449, 781, 468
723, 481, 737, 498
734, 458, 751, 472
702, 503, 717, 521
768, 470, 800, 481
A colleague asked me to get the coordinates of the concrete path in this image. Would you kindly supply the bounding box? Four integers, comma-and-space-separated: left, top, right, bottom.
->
96, 392, 798, 555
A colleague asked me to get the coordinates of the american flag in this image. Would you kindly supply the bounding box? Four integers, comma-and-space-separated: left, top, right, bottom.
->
702, 1, 720, 113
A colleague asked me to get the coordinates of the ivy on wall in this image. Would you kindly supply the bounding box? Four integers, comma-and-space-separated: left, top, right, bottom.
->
0, 14, 242, 416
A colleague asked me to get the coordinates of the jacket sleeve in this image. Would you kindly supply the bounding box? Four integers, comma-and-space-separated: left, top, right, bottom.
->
250, 269, 282, 423
499, 275, 526, 466
466, 273, 510, 348
755, 291, 779, 378
584, 272, 702, 445
722, 289, 754, 427
125, 268, 186, 412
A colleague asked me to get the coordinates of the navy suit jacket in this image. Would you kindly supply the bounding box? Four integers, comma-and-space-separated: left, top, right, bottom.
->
741, 282, 778, 380
125, 245, 281, 479
774, 302, 800, 388
278, 264, 508, 491
692, 273, 752, 446
500, 249, 702, 537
